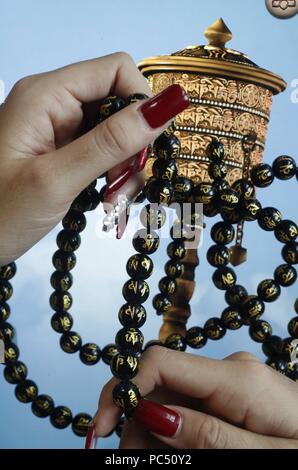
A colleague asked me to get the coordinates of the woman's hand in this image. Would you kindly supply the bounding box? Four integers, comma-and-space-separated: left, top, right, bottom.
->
0, 53, 188, 265
94, 347, 298, 449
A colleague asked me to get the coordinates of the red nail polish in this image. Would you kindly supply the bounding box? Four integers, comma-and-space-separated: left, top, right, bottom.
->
140, 84, 189, 129
134, 147, 149, 172
85, 424, 98, 449
132, 399, 181, 438
104, 165, 134, 197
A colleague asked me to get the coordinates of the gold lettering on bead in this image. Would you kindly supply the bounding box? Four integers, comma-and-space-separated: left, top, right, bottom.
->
125, 330, 141, 345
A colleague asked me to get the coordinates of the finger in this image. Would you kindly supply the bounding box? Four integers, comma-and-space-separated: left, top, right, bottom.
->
224, 351, 260, 362
94, 379, 121, 437
150, 405, 298, 450
120, 421, 168, 449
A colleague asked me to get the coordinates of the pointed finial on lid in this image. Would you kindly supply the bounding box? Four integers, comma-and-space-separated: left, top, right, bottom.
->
204, 18, 233, 48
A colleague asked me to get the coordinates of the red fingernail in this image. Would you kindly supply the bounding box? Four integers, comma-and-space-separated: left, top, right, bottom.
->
132, 399, 181, 437
140, 84, 189, 129
85, 424, 98, 449
104, 166, 134, 197
134, 147, 149, 172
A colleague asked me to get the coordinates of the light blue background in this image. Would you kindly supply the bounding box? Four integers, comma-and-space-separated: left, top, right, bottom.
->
0, 0, 297, 449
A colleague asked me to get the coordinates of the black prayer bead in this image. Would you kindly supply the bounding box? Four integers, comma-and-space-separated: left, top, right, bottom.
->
50, 406, 73, 429
266, 358, 288, 375
144, 178, 173, 205
207, 139, 225, 160
262, 335, 283, 359
4, 342, 19, 364
221, 307, 243, 330
72, 413, 93, 437
4, 361, 28, 384
153, 133, 181, 159
274, 264, 297, 287
240, 296, 265, 324
0, 263, 16, 280
194, 183, 216, 205
207, 244, 230, 268
164, 333, 186, 351
32, 395, 55, 418
0, 302, 10, 322
127, 93, 149, 104
132, 229, 160, 254
49, 291, 72, 311
257, 279, 281, 303
99, 95, 126, 117
112, 381, 141, 411
288, 317, 298, 339
186, 327, 207, 349
152, 294, 171, 314
204, 318, 226, 340
165, 260, 184, 279
217, 189, 240, 211
221, 207, 243, 224
170, 220, 194, 241
232, 179, 255, 201
251, 163, 274, 188
295, 298, 298, 314
152, 158, 178, 182
257, 207, 282, 231
211, 221, 235, 245
208, 161, 228, 180
122, 279, 150, 303
274, 220, 298, 244
159, 277, 177, 296
140, 205, 166, 230
60, 331, 82, 354
115, 327, 144, 354
282, 242, 298, 265
15, 380, 38, 403
212, 267, 237, 290
79, 343, 101, 366
240, 198, 262, 221
118, 304, 147, 328
167, 241, 186, 260
110, 353, 139, 380
280, 337, 297, 361
71, 190, 93, 212
50, 272, 73, 291
0, 280, 13, 302
126, 254, 153, 280
52, 250, 76, 272
56, 230, 81, 253
62, 210, 87, 233
225, 285, 248, 306
272, 156, 297, 180
203, 202, 219, 218
102, 344, 118, 365
249, 320, 272, 343
0, 322, 15, 342
213, 179, 229, 193
51, 312, 73, 333
173, 177, 193, 202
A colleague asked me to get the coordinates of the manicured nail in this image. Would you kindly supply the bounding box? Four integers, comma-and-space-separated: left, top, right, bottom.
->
85, 424, 98, 449
132, 399, 181, 437
104, 166, 134, 197
140, 84, 189, 129
134, 147, 149, 172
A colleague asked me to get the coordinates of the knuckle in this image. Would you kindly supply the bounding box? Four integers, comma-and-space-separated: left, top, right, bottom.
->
228, 351, 260, 362
195, 415, 226, 449
244, 359, 268, 381
97, 117, 129, 157
113, 51, 134, 65
11, 75, 36, 94
143, 345, 169, 365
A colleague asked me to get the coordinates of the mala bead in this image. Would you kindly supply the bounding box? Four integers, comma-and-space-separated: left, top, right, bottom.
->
295, 298, 298, 314
153, 133, 181, 159
225, 285, 248, 307
257, 207, 282, 231
240, 296, 265, 324
204, 318, 226, 340
186, 327, 207, 349
31, 395, 55, 418
274, 220, 298, 244
115, 417, 126, 438
272, 155, 297, 180
194, 183, 217, 205
217, 189, 240, 211
0, 262, 17, 280
101, 344, 118, 365
170, 220, 193, 241
262, 335, 283, 359
112, 381, 141, 411
56, 230, 81, 253
0, 302, 10, 322
152, 294, 171, 314
0, 322, 15, 342
144, 178, 173, 205
126, 254, 153, 280
165, 260, 184, 279
140, 205, 166, 230
280, 337, 298, 361
249, 320, 272, 343
143, 340, 163, 350
167, 241, 186, 260
266, 358, 288, 375
173, 177, 193, 202
221, 207, 243, 225
282, 242, 298, 265
118, 304, 147, 328
164, 333, 186, 351
115, 327, 144, 354
50, 406, 73, 429
207, 244, 230, 268
99, 95, 126, 117
132, 229, 160, 255
240, 198, 262, 221
212, 267, 237, 290
181, 204, 203, 227
203, 202, 219, 218
232, 179, 255, 201
159, 277, 177, 296
152, 158, 178, 182
72, 413, 93, 437
52, 250, 76, 272
211, 221, 235, 245
79, 343, 101, 366
127, 93, 149, 104
288, 317, 298, 339
51, 312, 73, 333
207, 139, 225, 160
4, 342, 19, 364
214, 179, 229, 193
208, 161, 228, 180
257, 279, 281, 303
4, 361, 28, 384
60, 331, 82, 354
0, 280, 13, 302
49, 291, 72, 311
50, 272, 73, 291
122, 279, 149, 303
15, 379, 38, 403
250, 163, 274, 188
62, 210, 87, 233
110, 353, 140, 380
71, 190, 93, 212
274, 264, 297, 287
221, 307, 243, 330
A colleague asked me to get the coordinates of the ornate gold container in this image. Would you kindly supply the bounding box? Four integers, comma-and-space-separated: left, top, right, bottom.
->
138, 19, 287, 185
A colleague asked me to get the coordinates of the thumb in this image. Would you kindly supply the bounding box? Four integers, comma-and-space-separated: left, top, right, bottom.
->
46, 84, 189, 198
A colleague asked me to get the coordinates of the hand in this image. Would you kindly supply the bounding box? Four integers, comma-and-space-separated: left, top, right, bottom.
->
0, 53, 188, 265
94, 347, 298, 449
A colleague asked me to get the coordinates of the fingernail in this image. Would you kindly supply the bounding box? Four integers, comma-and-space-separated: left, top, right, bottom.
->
140, 84, 189, 129
85, 424, 98, 449
134, 147, 149, 172
132, 399, 181, 437
104, 166, 134, 197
